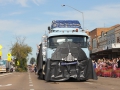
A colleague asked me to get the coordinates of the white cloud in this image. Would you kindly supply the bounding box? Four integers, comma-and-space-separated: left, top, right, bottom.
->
0, 0, 45, 6
0, 20, 20, 31
15, 0, 28, 7
84, 4, 120, 29
0, 19, 49, 35
9, 11, 24, 16
13, 23, 49, 35
45, 11, 83, 21
32, 0, 45, 6
0, 3, 120, 34
85, 4, 120, 20
0, 0, 28, 7
45, 3, 120, 30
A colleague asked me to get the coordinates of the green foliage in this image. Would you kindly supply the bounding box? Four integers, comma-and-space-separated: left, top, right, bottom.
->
11, 40, 32, 59
15, 67, 27, 72
11, 37, 32, 72
30, 57, 35, 65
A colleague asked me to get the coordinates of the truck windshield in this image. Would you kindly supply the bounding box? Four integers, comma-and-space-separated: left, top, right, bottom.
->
48, 35, 88, 48
0, 61, 4, 65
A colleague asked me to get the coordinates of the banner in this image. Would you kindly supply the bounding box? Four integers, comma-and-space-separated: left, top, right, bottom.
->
51, 20, 81, 29
0, 51, 2, 56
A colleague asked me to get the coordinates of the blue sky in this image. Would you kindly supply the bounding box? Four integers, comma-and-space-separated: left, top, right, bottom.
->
0, 0, 120, 61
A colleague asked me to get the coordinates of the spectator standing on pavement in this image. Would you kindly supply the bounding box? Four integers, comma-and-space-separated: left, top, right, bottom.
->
117, 58, 120, 68
92, 60, 97, 69
113, 59, 118, 70
34, 65, 37, 74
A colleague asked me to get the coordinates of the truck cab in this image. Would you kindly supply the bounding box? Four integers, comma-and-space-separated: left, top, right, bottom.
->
37, 20, 97, 81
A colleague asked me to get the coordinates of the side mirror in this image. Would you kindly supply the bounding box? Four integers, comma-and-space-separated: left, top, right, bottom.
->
48, 26, 50, 30
88, 36, 91, 47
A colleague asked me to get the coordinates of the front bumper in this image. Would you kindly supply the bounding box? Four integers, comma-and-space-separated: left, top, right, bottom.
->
45, 59, 97, 81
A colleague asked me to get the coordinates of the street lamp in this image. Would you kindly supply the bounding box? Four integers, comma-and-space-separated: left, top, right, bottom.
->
62, 4, 84, 30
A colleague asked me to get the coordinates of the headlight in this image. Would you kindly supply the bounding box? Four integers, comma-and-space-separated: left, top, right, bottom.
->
42, 52, 46, 56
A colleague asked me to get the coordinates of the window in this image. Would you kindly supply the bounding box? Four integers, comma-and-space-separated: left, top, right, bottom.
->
48, 35, 88, 48
117, 37, 120, 43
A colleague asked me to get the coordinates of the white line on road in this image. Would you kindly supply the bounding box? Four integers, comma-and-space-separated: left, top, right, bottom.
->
0, 84, 12, 87
30, 89, 34, 90
29, 84, 33, 86
0, 73, 13, 77
84, 82, 93, 84
6, 84, 12, 86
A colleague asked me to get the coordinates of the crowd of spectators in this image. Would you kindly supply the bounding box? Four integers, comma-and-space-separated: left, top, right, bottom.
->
92, 58, 120, 78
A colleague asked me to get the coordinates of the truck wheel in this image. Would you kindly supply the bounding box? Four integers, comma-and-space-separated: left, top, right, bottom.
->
45, 60, 50, 82
39, 72, 44, 80
39, 65, 45, 80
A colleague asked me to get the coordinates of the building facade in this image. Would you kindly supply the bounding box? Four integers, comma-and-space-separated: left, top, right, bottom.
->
90, 24, 120, 60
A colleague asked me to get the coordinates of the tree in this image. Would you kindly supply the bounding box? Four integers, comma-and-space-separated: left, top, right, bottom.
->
30, 57, 35, 65
10, 36, 32, 72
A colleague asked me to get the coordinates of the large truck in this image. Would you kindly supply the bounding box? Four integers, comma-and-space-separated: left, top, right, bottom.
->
0, 60, 13, 73
0, 60, 6, 72
36, 20, 97, 81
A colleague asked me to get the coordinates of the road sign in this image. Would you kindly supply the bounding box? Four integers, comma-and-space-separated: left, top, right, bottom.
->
0, 51, 2, 56
7, 53, 11, 57
7, 57, 11, 61
0, 45, 2, 49
7, 53, 11, 61
17, 61, 19, 65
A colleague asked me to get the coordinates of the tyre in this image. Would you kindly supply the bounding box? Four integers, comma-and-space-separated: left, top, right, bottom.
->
39, 65, 45, 80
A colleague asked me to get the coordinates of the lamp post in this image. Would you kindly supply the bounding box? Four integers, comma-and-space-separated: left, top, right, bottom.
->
62, 5, 84, 30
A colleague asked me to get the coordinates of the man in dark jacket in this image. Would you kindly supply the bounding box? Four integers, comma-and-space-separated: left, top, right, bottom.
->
117, 58, 120, 68
34, 65, 37, 74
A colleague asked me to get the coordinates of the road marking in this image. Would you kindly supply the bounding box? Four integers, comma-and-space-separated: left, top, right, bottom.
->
0, 84, 12, 87
84, 82, 93, 84
0, 73, 12, 77
28, 73, 34, 90
6, 84, 12, 86
29, 84, 33, 86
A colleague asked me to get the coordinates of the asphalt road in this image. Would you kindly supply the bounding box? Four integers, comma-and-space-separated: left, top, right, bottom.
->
0, 71, 120, 90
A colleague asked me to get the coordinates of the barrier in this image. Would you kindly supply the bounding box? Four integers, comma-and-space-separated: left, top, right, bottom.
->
95, 67, 120, 78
